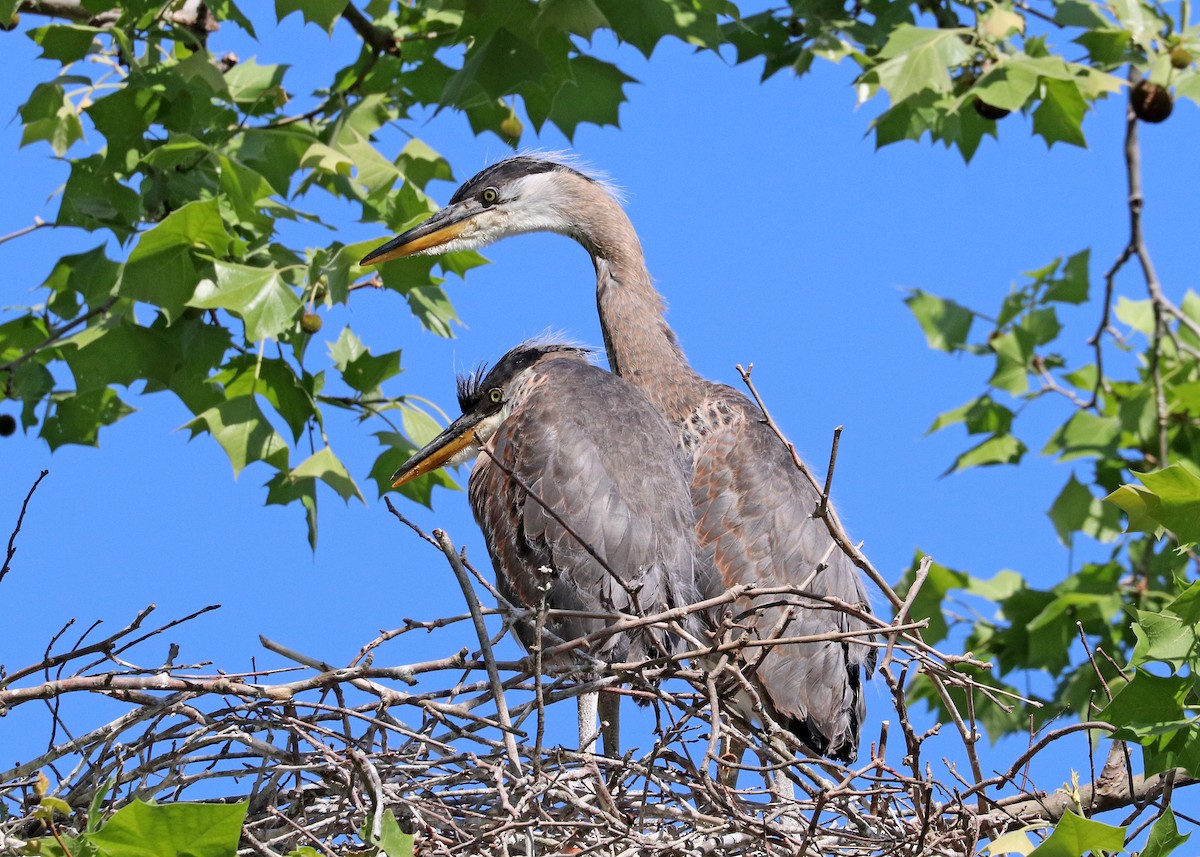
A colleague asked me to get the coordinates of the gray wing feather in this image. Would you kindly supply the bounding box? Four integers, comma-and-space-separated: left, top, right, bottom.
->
690, 385, 875, 761
470, 359, 699, 665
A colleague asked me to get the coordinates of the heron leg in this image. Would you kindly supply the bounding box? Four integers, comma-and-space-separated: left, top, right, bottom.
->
718, 733, 747, 788
598, 690, 620, 757
577, 690, 599, 754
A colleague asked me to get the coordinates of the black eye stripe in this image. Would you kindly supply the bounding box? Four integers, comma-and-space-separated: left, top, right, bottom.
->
448, 157, 591, 205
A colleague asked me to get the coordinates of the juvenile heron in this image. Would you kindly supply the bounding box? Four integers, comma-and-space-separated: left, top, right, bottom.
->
365, 156, 876, 768
391, 339, 701, 756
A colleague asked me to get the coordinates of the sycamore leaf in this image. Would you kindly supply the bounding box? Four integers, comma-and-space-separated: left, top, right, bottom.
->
86, 800, 248, 857
872, 25, 975, 103
266, 468, 318, 550
183, 396, 289, 475
1027, 812, 1124, 857
986, 825, 1047, 856
1031, 78, 1088, 148
274, 0, 346, 33
41, 389, 134, 450
1131, 609, 1200, 670
365, 808, 415, 857
1105, 464, 1200, 545
289, 446, 364, 503
905, 290, 974, 351
189, 262, 302, 342
121, 199, 231, 321
1142, 807, 1191, 857
948, 433, 1026, 473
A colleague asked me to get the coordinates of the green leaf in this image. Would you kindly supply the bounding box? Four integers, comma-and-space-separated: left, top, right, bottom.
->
1031, 78, 1088, 148
288, 446, 364, 503
86, 779, 114, 834
183, 396, 289, 475
541, 56, 635, 139
1131, 610, 1199, 670
1096, 670, 1192, 737
1142, 807, 1190, 857
404, 285, 461, 338
327, 327, 403, 393
905, 290, 974, 352
1105, 464, 1200, 545
41, 389, 134, 450
1075, 27, 1132, 65
85, 800, 248, 857
300, 141, 354, 177
986, 824, 1048, 856
927, 396, 1014, 436
948, 433, 1027, 472
215, 356, 316, 441
1042, 411, 1120, 462
1020, 307, 1061, 346
63, 322, 179, 394
597, 0, 725, 57
19, 81, 85, 156
274, 0, 346, 32
1027, 812, 1125, 857
988, 326, 1036, 396
365, 808, 414, 857
121, 199, 231, 320
189, 262, 302, 342
1115, 296, 1155, 334
973, 58, 1041, 111
533, 0, 609, 39
872, 25, 975, 103
27, 24, 102, 62
1047, 474, 1121, 545
266, 468, 318, 550
222, 58, 289, 114
1043, 250, 1090, 304
57, 154, 143, 239
41, 245, 122, 314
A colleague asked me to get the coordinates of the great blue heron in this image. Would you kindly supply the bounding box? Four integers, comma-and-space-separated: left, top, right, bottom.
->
365, 155, 876, 771
390, 338, 701, 756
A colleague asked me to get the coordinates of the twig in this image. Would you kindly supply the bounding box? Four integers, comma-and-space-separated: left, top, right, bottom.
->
816, 425, 843, 520
735, 364, 900, 611
0, 217, 49, 247
1, 470, 49, 585
431, 529, 524, 777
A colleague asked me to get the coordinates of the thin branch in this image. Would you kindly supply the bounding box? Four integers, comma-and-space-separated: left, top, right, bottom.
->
1, 470, 48, 586
0, 217, 49, 247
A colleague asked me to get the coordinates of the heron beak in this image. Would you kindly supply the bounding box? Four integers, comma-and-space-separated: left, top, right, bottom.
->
390, 412, 483, 488
361, 205, 474, 265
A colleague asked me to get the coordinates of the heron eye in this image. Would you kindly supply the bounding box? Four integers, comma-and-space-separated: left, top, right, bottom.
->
488, 387, 503, 404
480, 187, 499, 206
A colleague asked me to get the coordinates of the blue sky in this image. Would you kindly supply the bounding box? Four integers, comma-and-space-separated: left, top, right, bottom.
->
2, 7, 1198, 804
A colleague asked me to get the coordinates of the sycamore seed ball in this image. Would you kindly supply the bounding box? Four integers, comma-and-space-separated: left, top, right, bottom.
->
1170, 46, 1193, 69
499, 115, 523, 143
0, 414, 16, 437
1131, 80, 1173, 123
973, 98, 1011, 121
300, 313, 323, 334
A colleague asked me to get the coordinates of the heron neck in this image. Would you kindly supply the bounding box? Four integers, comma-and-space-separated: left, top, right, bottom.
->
577, 200, 703, 423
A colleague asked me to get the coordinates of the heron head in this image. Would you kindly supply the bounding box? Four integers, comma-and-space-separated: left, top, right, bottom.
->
390, 339, 590, 488
361, 156, 602, 265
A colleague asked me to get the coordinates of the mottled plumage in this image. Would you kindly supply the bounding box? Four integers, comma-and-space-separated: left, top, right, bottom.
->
462, 345, 700, 666
365, 155, 876, 763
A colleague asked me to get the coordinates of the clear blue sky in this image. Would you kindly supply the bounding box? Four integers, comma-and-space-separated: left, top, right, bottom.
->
2, 7, 1197, 804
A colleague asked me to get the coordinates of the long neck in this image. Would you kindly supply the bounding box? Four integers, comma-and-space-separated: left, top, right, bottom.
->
568, 181, 704, 423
